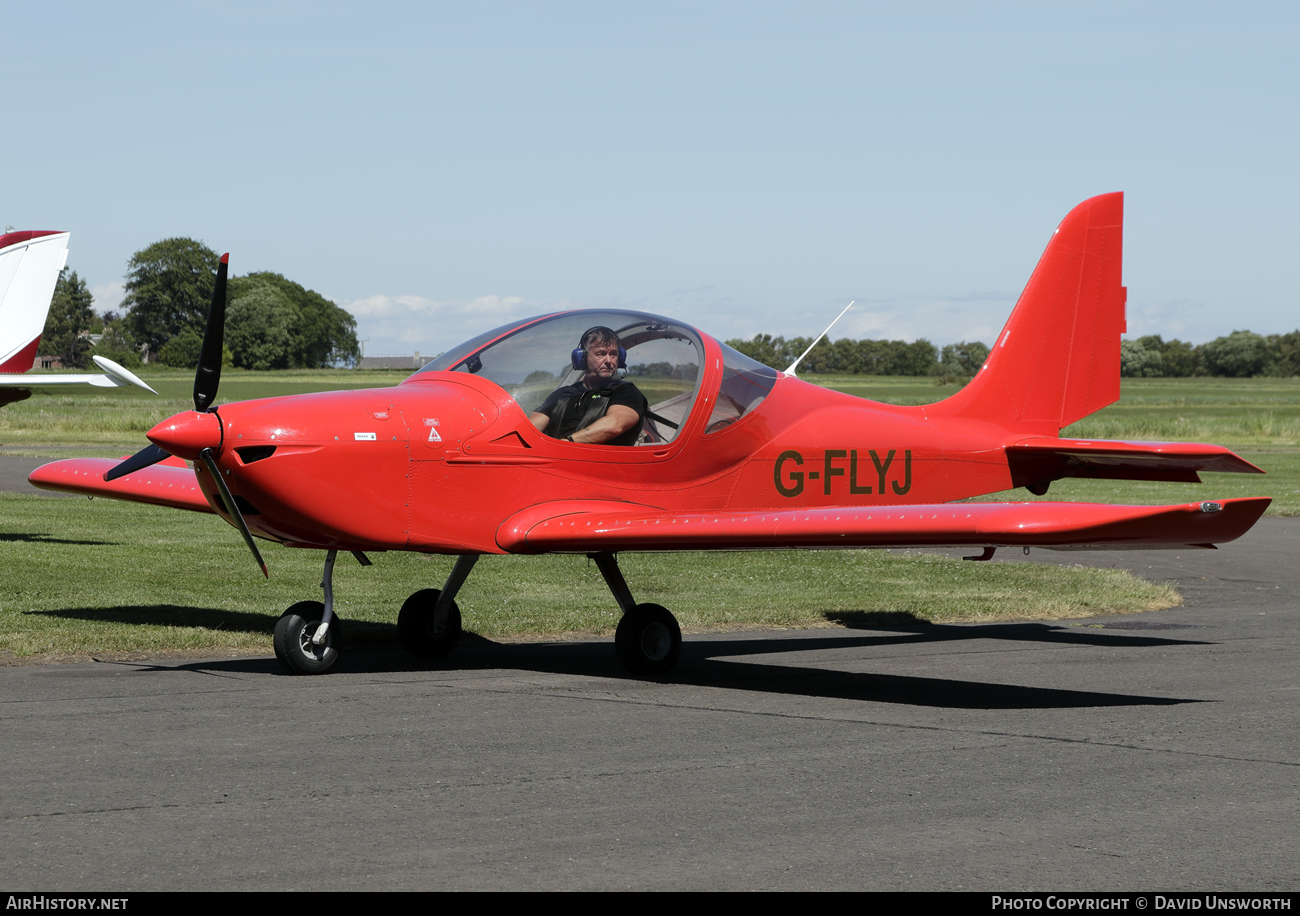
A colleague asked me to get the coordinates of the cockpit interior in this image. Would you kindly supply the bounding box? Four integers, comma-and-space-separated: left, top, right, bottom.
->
416, 310, 779, 445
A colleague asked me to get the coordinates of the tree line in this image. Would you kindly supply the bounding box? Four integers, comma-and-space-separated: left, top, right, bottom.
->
41, 238, 360, 371
726, 331, 1300, 378
1121, 332, 1300, 378
725, 334, 989, 377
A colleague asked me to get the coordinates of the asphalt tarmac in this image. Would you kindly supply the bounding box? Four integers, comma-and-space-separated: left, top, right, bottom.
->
1, 454, 86, 497
1, 460, 1296, 890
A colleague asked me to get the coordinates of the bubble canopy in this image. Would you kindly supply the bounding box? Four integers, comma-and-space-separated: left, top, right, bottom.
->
414, 311, 708, 442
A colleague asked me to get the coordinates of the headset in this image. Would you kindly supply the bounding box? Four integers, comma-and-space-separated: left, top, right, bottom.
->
571, 326, 627, 371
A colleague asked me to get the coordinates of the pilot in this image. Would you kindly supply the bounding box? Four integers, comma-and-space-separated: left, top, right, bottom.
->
529, 326, 647, 446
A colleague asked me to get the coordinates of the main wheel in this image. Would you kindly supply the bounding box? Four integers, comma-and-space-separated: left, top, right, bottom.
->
615, 603, 682, 676
273, 601, 344, 675
398, 588, 462, 658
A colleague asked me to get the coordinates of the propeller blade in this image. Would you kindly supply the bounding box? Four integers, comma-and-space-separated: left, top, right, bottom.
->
103, 443, 173, 482
199, 447, 268, 579
193, 253, 230, 413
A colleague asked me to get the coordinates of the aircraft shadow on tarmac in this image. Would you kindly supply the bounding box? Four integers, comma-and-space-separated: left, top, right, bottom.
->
0, 532, 112, 546
26, 605, 278, 632
63, 609, 1207, 710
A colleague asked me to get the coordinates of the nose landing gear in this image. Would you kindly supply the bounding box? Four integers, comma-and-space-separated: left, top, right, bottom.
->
273, 548, 368, 675
274, 600, 343, 674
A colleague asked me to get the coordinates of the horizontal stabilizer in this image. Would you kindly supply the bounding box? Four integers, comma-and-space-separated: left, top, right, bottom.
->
28, 457, 215, 513
1008, 437, 1264, 486
0, 356, 158, 393
497, 497, 1269, 554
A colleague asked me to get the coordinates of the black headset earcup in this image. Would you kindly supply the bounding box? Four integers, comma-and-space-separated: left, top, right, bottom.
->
571, 348, 586, 371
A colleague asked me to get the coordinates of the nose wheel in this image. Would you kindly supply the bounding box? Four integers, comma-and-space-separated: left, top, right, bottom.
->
272, 549, 367, 675
274, 601, 344, 674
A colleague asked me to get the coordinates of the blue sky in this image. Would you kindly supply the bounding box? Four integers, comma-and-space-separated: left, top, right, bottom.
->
3, 2, 1296, 357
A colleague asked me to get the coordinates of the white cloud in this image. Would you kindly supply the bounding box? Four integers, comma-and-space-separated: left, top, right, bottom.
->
834, 295, 1015, 347
91, 281, 125, 314
339, 293, 552, 358
1124, 298, 1218, 343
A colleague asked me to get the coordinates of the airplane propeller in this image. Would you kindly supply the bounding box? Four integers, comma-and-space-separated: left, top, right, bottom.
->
199, 446, 268, 579
102, 442, 172, 482
105, 253, 229, 482
102, 254, 268, 578
193, 253, 229, 413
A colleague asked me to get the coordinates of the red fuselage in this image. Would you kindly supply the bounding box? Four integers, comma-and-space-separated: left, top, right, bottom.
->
162, 332, 1014, 555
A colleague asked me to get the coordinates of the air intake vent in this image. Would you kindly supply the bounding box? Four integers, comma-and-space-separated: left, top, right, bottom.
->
236, 446, 277, 464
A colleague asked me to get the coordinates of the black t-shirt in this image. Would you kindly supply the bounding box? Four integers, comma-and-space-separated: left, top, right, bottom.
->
536, 378, 647, 446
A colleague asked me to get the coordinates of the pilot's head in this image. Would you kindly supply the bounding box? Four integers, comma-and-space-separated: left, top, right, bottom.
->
573, 326, 626, 381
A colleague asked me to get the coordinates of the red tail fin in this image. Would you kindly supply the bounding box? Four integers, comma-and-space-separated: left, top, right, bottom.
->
933, 193, 1126, 433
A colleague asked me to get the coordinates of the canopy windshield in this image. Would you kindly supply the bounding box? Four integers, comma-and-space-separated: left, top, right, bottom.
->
415, 311, 705, 444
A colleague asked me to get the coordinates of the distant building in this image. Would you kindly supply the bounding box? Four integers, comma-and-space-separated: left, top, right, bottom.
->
33, 332, 102, 369
356, 351, 436, 370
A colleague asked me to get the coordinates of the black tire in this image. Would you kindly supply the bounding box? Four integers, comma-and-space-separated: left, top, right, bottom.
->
397, 588, 462, 658
273, 601, 344, 675
615, 603, 682, 676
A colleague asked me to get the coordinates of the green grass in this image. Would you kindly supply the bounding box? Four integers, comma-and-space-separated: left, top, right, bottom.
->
0, 492, 1176, 661
806, 374, 1300, 515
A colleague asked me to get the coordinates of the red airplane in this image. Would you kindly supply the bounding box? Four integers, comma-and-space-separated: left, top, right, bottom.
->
29, 193, 1269, 677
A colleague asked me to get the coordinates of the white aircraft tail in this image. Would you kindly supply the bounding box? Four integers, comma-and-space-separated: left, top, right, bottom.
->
0, 229, 71, 372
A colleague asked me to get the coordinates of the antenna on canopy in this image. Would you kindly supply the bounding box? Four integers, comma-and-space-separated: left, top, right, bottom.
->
784, 301, 853, 377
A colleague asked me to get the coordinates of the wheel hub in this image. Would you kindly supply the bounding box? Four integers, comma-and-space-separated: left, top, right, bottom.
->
640, 621, 671, 661
297, 622, 329, 661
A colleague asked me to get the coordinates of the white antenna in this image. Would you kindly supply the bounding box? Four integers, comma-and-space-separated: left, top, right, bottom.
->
784, 301, 853, 376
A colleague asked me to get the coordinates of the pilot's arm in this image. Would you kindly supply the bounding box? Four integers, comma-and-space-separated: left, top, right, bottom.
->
528, 405, 640, 443
568, 405, 639, 444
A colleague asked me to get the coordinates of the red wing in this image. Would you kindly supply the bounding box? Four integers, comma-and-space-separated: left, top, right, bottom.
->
28, 457, 216, 514
1008, 437, 1264, 485
497, 497, 1270, 554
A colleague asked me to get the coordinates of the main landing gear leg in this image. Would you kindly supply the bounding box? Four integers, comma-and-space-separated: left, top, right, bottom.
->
398, 554, 478, 659
589, 552, 682, 677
